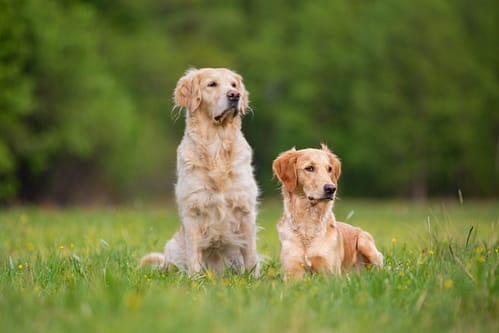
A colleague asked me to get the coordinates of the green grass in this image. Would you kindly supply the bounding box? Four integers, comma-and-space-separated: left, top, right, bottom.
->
1, 199, 497, 333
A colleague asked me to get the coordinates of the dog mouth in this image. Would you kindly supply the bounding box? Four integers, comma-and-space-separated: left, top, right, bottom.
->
214, 107, 238, 123
307, 196, 334, 202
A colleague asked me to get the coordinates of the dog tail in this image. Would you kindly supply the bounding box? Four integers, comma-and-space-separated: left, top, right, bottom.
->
140, 252, 166, 268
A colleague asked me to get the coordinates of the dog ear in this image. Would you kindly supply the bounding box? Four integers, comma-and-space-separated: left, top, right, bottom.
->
237, 75, 249, 115
321, 143, 341, 181
272, 148, 298, 192
174, 69, 201, 112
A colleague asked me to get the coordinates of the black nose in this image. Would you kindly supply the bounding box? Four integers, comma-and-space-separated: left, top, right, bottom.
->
323, 183, 336, 195
227, 90, 240, 102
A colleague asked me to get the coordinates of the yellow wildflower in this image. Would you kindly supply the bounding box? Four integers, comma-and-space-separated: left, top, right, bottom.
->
205, 271, 217, 285
391, 238, 397, 244
399, 271, 405, 277
444, 279, 453, 289
18, 264, 23, 270
428, 250, 434, 255
477, 255, 486, 263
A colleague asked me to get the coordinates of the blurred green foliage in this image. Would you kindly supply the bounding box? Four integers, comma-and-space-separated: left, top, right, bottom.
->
0, 0, 498, 202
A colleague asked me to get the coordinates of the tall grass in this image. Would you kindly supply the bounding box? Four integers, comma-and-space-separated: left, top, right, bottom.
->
1, 200, 497, 332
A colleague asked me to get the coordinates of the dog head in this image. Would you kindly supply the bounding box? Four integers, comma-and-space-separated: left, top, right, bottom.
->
174, 68, 249, 124
272, 144, 341, 204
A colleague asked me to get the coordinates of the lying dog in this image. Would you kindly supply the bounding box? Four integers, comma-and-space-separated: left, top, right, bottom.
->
272, 145, 383, 280
141, 68, 259, 276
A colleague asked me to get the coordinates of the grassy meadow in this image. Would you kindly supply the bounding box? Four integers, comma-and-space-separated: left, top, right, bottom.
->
1, 199, 497, 332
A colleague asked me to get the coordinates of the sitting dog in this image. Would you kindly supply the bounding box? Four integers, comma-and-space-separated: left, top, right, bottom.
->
141, 68, 259, 276
272, 144, 383, 280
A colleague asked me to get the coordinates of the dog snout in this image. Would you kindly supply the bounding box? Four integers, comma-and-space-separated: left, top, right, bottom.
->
323, 183, 336, 196
227, 89, 240, 102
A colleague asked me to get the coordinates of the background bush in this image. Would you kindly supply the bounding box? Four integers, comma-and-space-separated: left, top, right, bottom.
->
0, 0, 498, 203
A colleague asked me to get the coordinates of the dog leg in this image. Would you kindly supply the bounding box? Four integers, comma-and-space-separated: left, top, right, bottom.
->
281, 243, 306, 281
183, 220, 203, 275
308, 256, 331, 274
282, 260, 305, 282
357, 231, 384, 268
239, 212, 259, 276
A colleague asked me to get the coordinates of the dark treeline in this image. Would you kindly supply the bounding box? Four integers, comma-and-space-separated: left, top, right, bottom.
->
1, 0, 498, 203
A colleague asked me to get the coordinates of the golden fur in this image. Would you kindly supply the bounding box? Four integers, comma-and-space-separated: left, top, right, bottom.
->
141, 68, 259, 275
273, 145, 383, 280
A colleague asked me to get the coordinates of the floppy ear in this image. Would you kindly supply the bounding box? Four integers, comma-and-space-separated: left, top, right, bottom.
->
174, 69, 201, 112
237, 75, 249, 115
272, 148, 298, 192
321, 143, 341, 182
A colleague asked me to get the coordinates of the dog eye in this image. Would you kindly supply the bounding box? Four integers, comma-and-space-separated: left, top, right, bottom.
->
208, 81, 217, 87
305, 166, 315, 172
328, 166, 333, 172
231, 82, 237, 88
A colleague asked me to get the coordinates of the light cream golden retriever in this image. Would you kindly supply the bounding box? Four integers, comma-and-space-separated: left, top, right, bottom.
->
272, 145, 383, 280
142, 68, 259, 276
